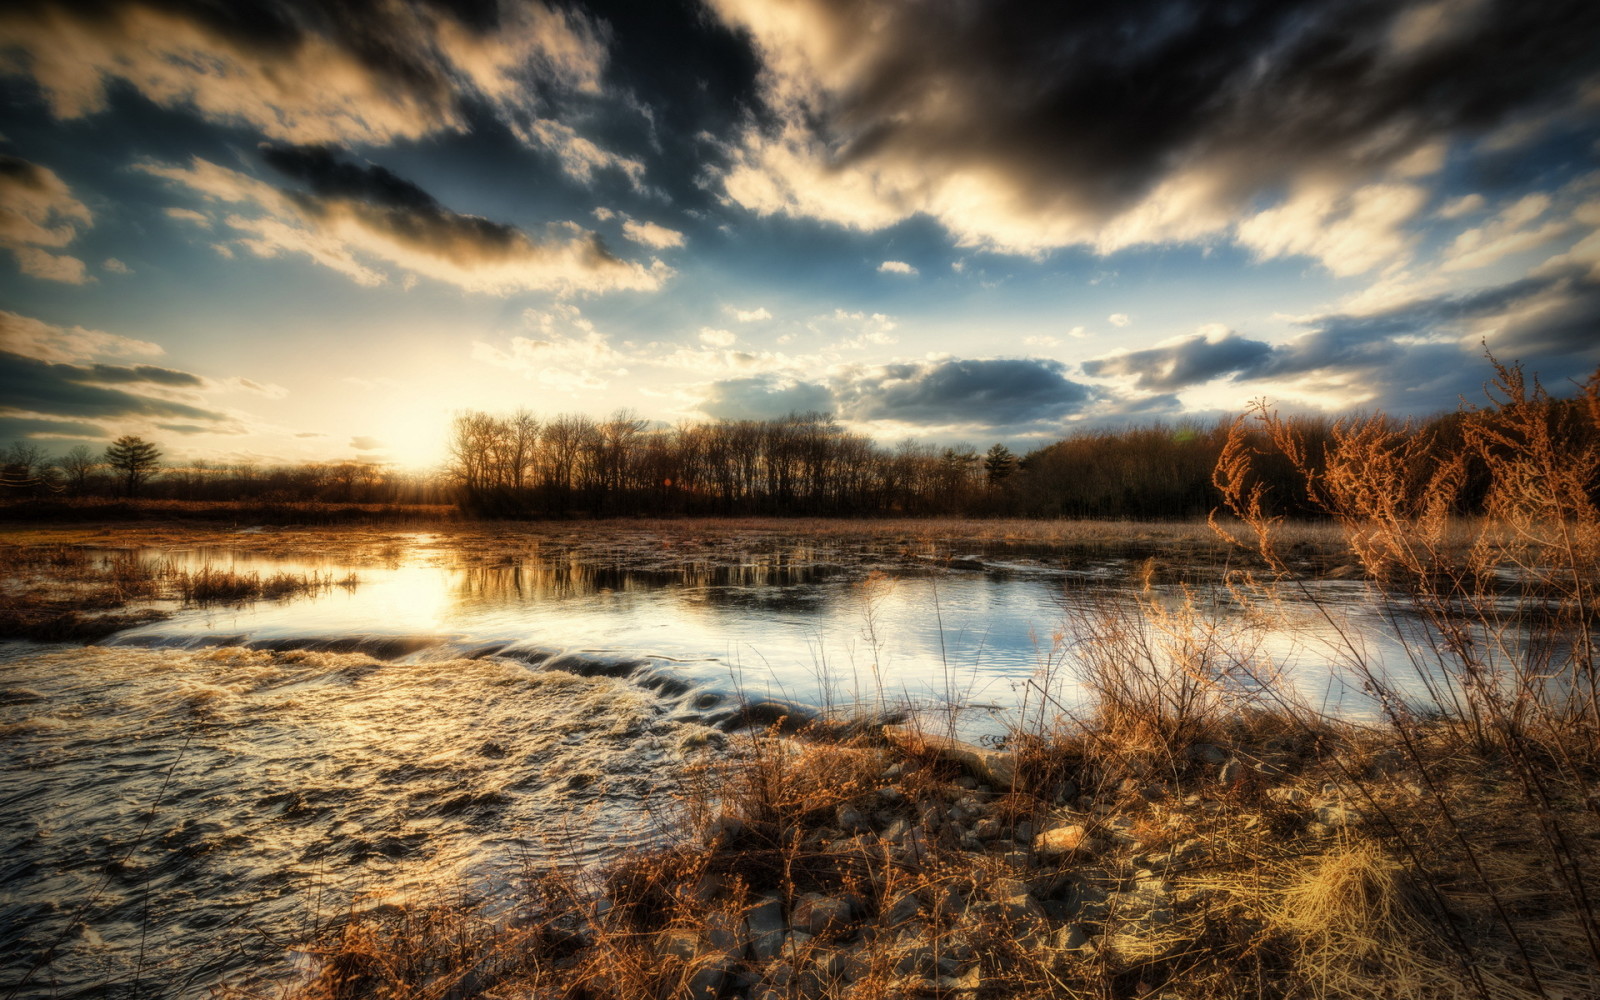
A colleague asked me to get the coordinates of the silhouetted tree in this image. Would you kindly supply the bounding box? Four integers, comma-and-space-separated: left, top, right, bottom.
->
104, 435, 162, 497
60, 444, 100, 495
983, 443, 1016, 486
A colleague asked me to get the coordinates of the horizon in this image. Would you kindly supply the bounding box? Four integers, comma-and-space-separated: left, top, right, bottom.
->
2, 0, 1598, 473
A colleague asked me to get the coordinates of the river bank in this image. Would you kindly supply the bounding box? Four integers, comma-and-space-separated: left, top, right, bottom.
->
282, 711, 1600, 1000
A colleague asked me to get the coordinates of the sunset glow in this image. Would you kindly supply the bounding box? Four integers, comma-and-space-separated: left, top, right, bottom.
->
2, 0, 1597, 471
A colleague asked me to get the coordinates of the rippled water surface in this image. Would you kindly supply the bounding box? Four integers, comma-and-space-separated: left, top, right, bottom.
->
1, 539, 1433, 997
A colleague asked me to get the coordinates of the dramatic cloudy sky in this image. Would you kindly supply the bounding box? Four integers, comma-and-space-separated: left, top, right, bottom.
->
2, 0, 1597, 468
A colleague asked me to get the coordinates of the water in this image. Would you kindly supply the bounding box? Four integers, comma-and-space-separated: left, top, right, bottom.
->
0, 540, 1458, 997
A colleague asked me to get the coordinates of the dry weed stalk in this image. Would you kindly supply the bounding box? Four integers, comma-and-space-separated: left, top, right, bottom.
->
1209, 356, 1600, 995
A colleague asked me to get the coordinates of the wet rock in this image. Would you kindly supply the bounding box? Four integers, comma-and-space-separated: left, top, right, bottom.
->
882, 725, 1017, 788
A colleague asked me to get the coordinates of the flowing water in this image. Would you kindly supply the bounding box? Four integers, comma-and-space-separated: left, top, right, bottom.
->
0, 539, 1461, 998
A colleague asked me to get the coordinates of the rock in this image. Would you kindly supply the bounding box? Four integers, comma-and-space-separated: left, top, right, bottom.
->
883, 816, 912, 843
1034, 823, 1096, 857
973, 818, 1003, 840
1218, 758, 1244, 784
1054, 923, 1092, 953
703, 812, 745, 847
1267, 787, 1308, 805
882, 891, 922, 926
794, 893, 853, 937
836, 803, 868, 832
685, 959, 728, 999
658, 927, 699, 961
882, 725, 1017, 788
1315, 803, 1365, 828
1186, 743, 1228, 765
876, 785, 905, 805
781, 931, 815, 961
744, 894, 787, 960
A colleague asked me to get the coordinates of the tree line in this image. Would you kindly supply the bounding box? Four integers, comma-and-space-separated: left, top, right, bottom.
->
442, 399, 1599, 520
0, 436, 438, 504
443, 408, 1245, 518
7, 388, 1593, 518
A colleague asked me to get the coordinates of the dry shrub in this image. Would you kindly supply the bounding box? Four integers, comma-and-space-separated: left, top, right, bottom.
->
1209, 355, 1600, 994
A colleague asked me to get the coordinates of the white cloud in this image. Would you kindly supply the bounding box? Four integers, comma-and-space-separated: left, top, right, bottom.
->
0, 156, 93, 284
102, 257, 131, 274
878, 260, 918, 275
1236, 181, 1429, 276
1440, 193, 1570, 272
621, 217, 686, 249
1108, 313, 1131, 327
726, 305, 773, 322
521, 118, 647, 188
1437, 193, 1485, 219
0, 310, 163, 363
471, 303, 630, 391
699, 327, 736, 347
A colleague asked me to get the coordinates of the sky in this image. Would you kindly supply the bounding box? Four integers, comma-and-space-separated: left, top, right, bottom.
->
1, 0, 1598, 471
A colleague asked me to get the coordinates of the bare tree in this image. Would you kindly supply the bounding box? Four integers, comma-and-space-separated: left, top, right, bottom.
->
60, 444, 100, 495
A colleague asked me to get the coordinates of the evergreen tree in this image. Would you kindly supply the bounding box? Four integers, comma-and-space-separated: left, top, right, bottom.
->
104, 435, 162, 497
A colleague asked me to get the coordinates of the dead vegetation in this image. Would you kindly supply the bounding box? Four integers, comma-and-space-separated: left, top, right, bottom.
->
0, 546, 358, 639
270, 359, 1599, 1000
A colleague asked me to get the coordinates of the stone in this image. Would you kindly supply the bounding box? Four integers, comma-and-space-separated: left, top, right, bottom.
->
744, 894, 787, 961
1186, 743, 1228, 765
794, 892, 853, 936
1266, 786, 1308, 805
882, 891, 922, 926
836, 803, 868, 832
1218, 758, 1244, 784
1315, 803, 1365, 828
1034, 824, 1096, 857
1054, 923, 1092, 953
883, 724, 1017, 788
883, 816, 912, 843
658, 927, 699, 961
703, 812, 745, 847
973, 818, 1003, 840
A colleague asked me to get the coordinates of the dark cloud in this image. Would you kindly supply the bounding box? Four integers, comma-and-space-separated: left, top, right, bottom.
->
83, 363, 207, 387
158, 422, 242, 435
1082, 331, 1273, 391
0, 351, 228, 423
700, 375, 836, 421
261, 144, 443, 213
0, 415, 108, 441
261, 142, 541, 259
837, 358, 1093, 426
0, 0, 606, 145
712, 0, 1600, 251
1081, 264, 1600, 413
